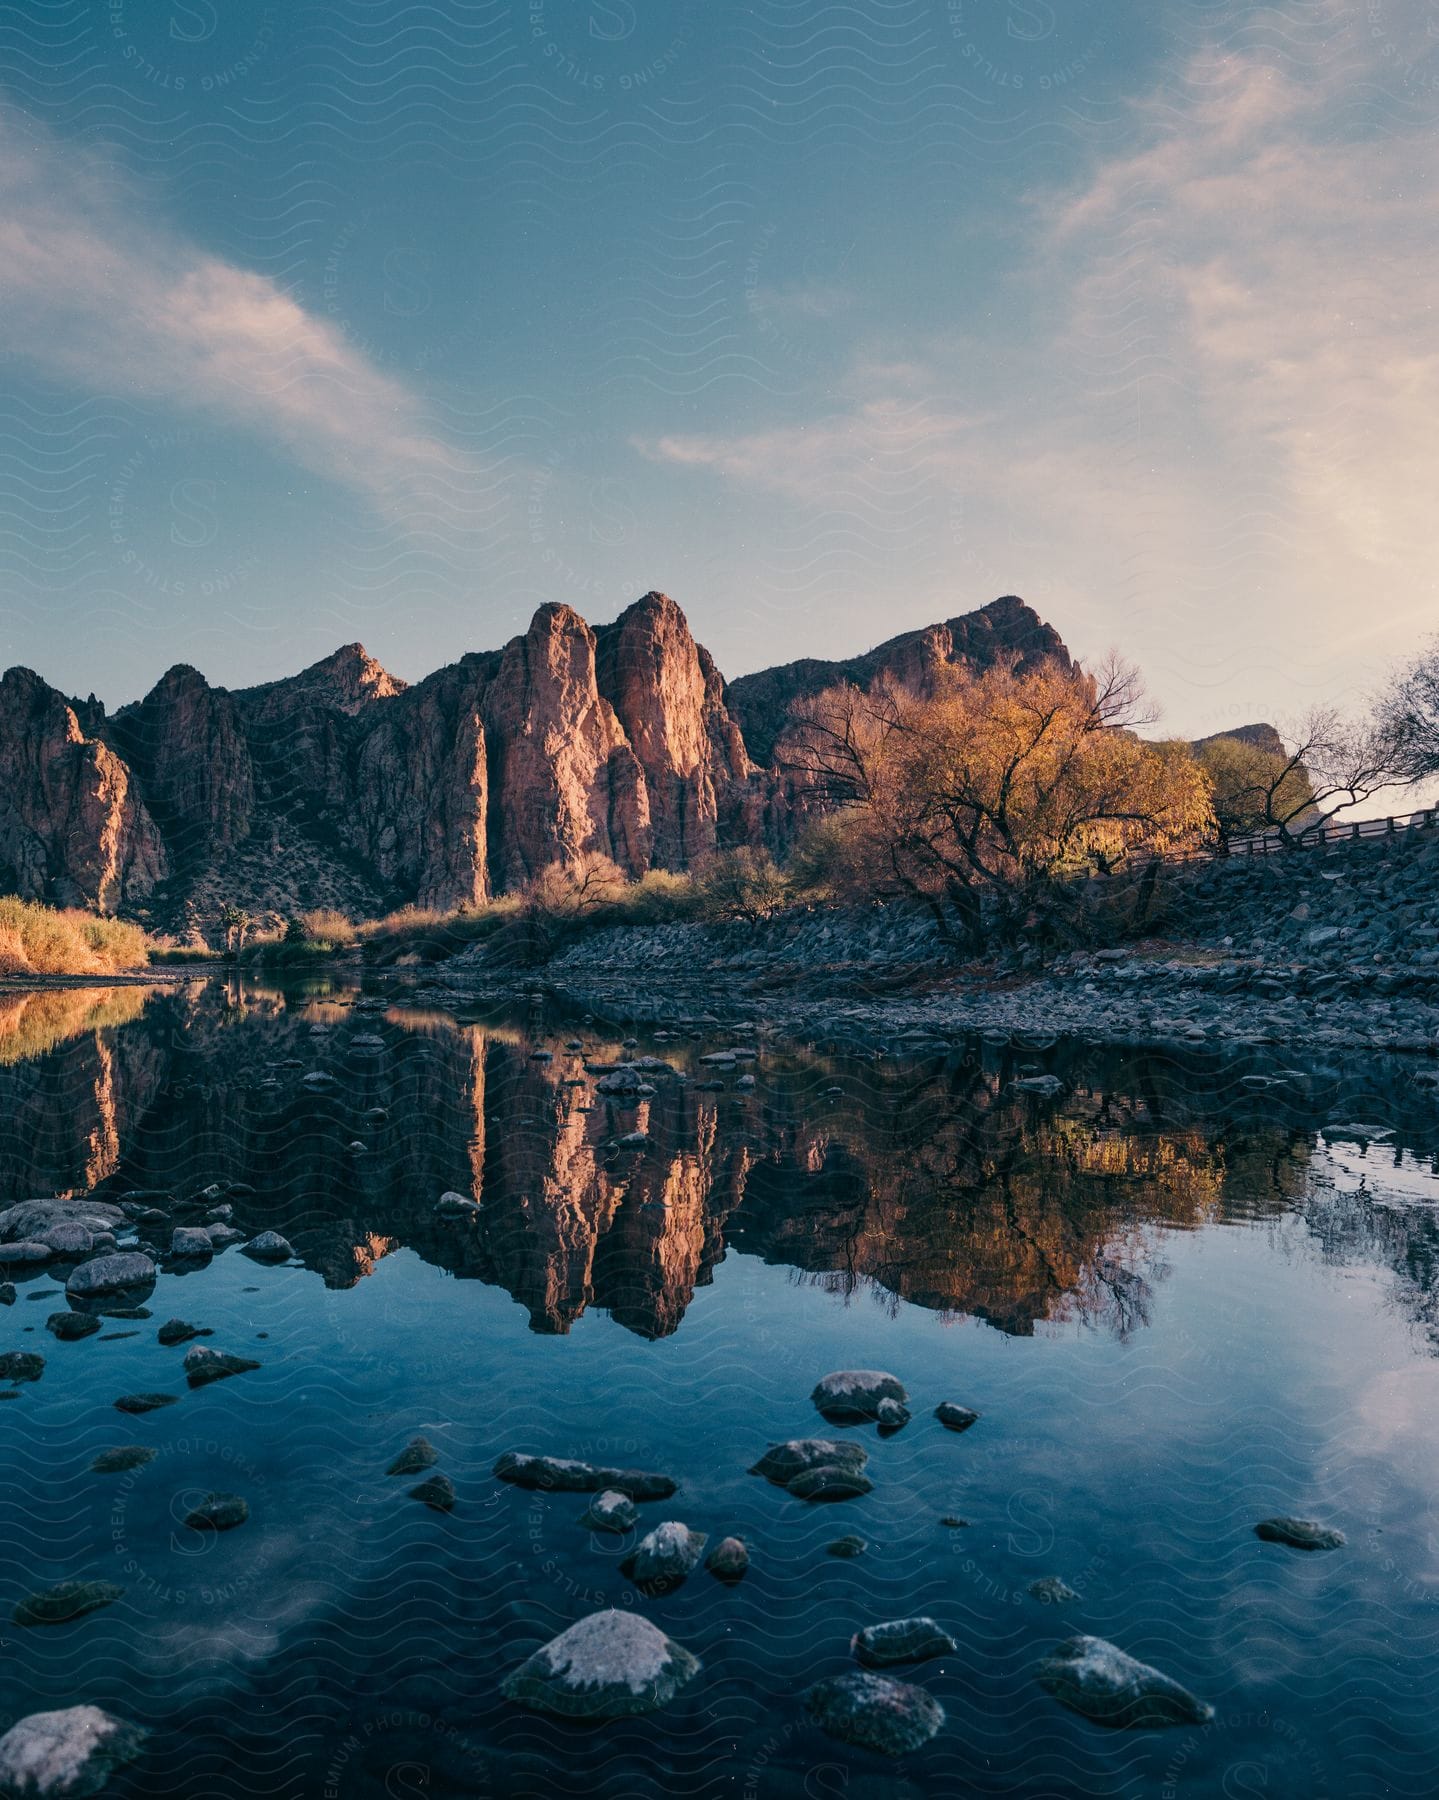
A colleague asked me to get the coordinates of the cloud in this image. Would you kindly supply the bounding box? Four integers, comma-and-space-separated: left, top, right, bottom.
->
0, 107, 449, 510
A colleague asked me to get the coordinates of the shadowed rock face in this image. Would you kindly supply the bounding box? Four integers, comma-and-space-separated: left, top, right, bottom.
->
0, 593, 1075, 921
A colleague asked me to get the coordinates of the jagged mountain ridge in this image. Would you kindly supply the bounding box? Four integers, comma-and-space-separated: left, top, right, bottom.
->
0, 592, 1069, 925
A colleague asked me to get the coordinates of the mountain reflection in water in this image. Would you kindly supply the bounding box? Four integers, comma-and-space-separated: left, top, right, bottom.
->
5, 976, 1437, 1349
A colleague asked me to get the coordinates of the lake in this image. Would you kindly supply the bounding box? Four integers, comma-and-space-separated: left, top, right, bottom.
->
2, 975, 1438, 1797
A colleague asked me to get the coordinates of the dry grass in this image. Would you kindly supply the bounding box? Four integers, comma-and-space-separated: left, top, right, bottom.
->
297, 907, 357, 947
0, 898, 152, 975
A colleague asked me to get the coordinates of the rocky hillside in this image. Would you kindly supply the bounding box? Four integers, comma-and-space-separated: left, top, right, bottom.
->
0, 592, 1061, 930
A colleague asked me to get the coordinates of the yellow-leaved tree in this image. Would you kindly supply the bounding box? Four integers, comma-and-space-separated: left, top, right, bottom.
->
783, 655, 1214, 944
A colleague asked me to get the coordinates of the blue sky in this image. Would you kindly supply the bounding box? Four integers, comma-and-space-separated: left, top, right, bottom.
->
0, 0, 1433, 742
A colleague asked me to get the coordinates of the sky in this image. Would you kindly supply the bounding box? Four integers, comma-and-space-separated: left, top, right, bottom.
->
0, 0, 1434, 746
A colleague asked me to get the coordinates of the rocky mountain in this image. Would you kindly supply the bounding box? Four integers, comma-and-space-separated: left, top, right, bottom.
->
0, 593, 1067, 927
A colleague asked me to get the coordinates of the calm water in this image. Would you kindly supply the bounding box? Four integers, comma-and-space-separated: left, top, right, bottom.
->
3, 977, 1439, 1798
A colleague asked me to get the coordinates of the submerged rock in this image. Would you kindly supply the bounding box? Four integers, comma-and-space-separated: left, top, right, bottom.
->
705, 1537, 750, 1582
156, 1319, 210, 1347
1029, 1576, 1079, 1605
1254, 1516, 1346, 1551
0, 1283, 14, 1305
14, 1580, 124, 1628
0, 1705, 147, 1798
788, 1464, 873, 1503
827, 1535, 867, 1558
852, 1617, 957, 1668
46, 1312, 100, 1341
810, 1370, 909, 1423
183, 1492, 249, 1532
410, 1474, 456, 1512
750, 1439, 869, 1486
1036, 1636, 1213, 1728
501, 1609, 700, 1718
242, 1231, 293, 1263
804, 1671, 945, 1756
935, 1402, 980, 1433
66, 1253, 155, 1299
387, 1436, 439, 1477
494, 1451, 676, 1501
113, 1392, 178, 1414
581, 1489, 638, 1534
622, 1521, 707, 1590
90, 1447, 157, 1474
183, 1347, 260, 1388
0, 1352, 43, 1383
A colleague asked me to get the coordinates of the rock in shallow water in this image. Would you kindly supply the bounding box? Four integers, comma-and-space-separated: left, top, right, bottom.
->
581, 1489, 638, 1534
1254, 1515, 1345, 1551
90, 1447, 156, 1474
46, 1312, 100, 1341
493, 1451, 676, 1501
387, 1436, 438, 1477
827, 1535, 867, 1558
242, 1231, 293, 1263
13, 1580, 124, 1628
1036, 1636, 1213, 1728
749, 1439, 869, 1486
66, 1253, 155, 1299
622, 1521, 708, 1590
0, 1351, 44, 1382
804, 1671, 945, 1756
1028, 1576, 1079, 1605
156, 1319, 209, 1346
409, 1474, 456, 1512
851, 1617, 957, 1668
113, 1392, 178, 1414
501, 1609, 700, 1718
183, 1492, 249, 1532
183, 1347, 260, 1388
810, 1369, 909, 1422
935, 1402, 980, 1433
0, 1705, 147, 1798
168, 1227, 213, 1262
706, 1537, 750, 1582
787, 1464, 874, 1503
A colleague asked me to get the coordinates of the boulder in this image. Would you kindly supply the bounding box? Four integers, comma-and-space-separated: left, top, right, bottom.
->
169, 1227, 214, 1261
1254, 1516, 1345, 1551
493, 1451, 676, 1501
1036, 1635, 1213, 1728
386, 1437, 439, 1477
0, 1199, 125, 1241
851, 1618, 957, 1668
622, 1521, 708, 1590
37, 1222, 96, 1258
410, 1474, 456, 1512
156, 1319, 209, 1347
46, 1312, 100, 1341
241, 1231, 293, 1263
434, 1193, 480, 1221
705, 1537, 750, 1582
876, 1396, 911, 1432
183, 1492, 249, 1532
749, 1439, 869, 1486
935, 1402, 980, 1433
0, 1243, 53, 1266
787, 1464, 874, 1503
810, 1369, 909, 1423
501, 1609, 700, 1719
580, 1489, 638, 1534
804, 1671, 945, 1756
183, 1347, 260, 1388
66, 1253, 156, 1299
0, 1705, 147, 1798
13, 1580, 124, 1628
0, 1352, 44, 1383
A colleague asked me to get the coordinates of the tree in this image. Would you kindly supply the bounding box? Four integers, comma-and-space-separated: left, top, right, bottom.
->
218, 903, 251, 957
782, 655, 1214, 943
694, 847, 790, 922
1195, 732, 1319, 845
1377, 636, 1439, 784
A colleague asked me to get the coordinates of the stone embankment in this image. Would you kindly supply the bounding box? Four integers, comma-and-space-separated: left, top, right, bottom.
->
434, 829, 1439, 1055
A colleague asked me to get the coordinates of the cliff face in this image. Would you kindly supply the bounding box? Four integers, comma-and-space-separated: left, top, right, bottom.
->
0, 592, 1074, 921
0, 668, 168, 910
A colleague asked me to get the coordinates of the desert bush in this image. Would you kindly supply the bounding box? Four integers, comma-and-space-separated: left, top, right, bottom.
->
297, 908, 357, 947
0, 898, 152, 974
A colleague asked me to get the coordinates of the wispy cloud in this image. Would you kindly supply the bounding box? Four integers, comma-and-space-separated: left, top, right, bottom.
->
0, 106, 449, 510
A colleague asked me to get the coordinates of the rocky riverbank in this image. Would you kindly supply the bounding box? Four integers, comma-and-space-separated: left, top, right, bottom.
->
427, 828, 1439, 1056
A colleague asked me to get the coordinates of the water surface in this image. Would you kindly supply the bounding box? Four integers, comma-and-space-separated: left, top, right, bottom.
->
2, 977, 1438, 1797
